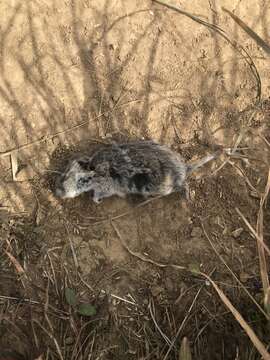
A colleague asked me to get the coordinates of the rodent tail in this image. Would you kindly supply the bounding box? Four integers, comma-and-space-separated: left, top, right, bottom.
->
186, 149, 222, 174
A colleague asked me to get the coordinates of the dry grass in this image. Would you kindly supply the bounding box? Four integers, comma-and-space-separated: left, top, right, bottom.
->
113, 218, 270, 359
1, 1, 270, 359
1, 148, 270, 360
1, 135, 270, 359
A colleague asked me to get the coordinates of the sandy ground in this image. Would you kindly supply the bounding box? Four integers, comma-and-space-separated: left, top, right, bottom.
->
0, 0, 270, 359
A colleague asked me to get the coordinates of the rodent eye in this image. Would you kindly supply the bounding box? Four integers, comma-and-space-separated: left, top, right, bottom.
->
78, 160, 95, 171
77, 176, 92, 187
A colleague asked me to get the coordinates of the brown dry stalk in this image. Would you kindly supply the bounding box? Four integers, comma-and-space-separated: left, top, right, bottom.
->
228, 160, 259, 195
34, 319, 64, 360
256, 169, 270, 295
63, 220, 79, 270
5, 250, 25, 275
163, 287, 202, 360
265, 287, 270, 316
236, 208, 270, 257
259, 135, 270, 149
222, 7, 270, 55
202, 273, 270, 360
149, 298, 172, 347
10, 152, 19, 181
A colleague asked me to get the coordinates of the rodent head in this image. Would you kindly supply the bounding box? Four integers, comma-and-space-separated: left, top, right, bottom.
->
55, 158, 95, 199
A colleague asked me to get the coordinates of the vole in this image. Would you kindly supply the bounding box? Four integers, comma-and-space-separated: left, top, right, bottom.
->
55, 140, 222, 203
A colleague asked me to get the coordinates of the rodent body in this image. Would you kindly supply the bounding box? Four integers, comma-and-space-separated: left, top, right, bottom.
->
55, 140, 220, 203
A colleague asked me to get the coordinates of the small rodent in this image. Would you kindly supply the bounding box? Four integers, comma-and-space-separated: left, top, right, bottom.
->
55, 140, 222, 203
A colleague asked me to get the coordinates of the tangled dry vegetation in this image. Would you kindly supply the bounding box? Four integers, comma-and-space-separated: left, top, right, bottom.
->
0, 0, 270, 359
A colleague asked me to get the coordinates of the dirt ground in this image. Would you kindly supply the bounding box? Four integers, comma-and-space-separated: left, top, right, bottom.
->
0, 0, 270, 359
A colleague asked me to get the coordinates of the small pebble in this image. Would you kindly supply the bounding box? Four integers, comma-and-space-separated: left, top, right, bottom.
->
232, 228, 243, 238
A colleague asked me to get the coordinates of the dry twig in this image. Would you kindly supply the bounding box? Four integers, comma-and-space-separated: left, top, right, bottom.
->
236, 208, 270, 257
256, 170, 270, 295
201, 222, 269, 320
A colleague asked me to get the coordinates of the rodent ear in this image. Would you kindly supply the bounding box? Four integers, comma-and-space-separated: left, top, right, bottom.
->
78, 158, 94, 171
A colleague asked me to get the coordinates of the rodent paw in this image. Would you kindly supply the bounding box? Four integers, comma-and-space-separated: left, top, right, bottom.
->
93, 197, 102, 204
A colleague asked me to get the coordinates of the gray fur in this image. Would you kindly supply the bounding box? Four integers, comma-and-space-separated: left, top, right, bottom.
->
55, 140, 220, 203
